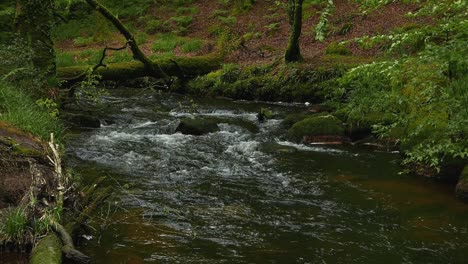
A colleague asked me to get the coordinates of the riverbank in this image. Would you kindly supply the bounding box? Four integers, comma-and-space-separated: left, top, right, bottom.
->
0, 81, 110, 263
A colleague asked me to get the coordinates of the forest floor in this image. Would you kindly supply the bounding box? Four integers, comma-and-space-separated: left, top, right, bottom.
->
54, 0, 431, 68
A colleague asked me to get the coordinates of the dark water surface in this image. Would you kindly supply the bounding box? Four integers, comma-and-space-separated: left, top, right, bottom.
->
66, 89, 468, 264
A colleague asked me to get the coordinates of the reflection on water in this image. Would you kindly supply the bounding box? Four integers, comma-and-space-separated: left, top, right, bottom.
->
0, 253, 28, 264
67, 89, 468, 263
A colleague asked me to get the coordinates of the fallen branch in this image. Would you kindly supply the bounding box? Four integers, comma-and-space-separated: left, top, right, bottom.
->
84, 0, 159, 76
54, 223, 90, 264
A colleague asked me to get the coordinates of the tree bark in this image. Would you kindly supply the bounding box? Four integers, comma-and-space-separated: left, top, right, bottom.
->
285, 0, 303, 62
15, 0, 56, 87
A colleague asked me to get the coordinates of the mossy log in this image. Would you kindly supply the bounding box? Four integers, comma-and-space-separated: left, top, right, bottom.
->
29, 233, 62, 264
58, 55, 222, 84
29, 180, 112, 264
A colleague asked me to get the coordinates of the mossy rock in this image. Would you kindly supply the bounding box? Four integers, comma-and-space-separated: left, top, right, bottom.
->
0, 121, 45, 157
288, 115, 345, 143
339, 112, 394, 141
455, 165, 468, 202
281, 113, 311, 129
175, 118, 220, 135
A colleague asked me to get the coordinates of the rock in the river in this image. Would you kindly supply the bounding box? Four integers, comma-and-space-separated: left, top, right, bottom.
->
61, 113, 101, 128
175, 118, 219, 135
455, 165, 468, 202
288, 115, 346, 144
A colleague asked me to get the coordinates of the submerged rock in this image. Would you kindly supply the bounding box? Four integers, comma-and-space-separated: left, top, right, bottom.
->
260, 142, 298, 154
175, 118, 219, 135
287, 115, 346, 144
176, 117, 259, 135
455, 165, 468, 202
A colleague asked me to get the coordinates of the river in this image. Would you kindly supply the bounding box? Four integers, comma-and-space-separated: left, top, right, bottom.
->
65, 88, 468, 263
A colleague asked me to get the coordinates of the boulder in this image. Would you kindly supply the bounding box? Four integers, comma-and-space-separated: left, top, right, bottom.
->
455, 165, 468, 202
175, 118, 219, 135
288, 115, 346, 144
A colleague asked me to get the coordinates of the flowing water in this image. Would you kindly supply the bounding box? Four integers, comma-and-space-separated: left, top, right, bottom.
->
66, 89, 468, 264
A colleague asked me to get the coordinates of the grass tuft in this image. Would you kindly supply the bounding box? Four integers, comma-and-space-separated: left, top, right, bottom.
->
0, 81, 64, 141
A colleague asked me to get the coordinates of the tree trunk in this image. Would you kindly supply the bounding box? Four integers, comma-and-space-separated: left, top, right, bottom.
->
285, 0, 303, 62
84, 0, 158, 75
15, 0, 56, 87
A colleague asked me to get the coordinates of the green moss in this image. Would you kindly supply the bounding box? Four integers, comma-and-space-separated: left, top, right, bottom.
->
30, 233, 62, 264
288, 115, 344, 142
57, 54, 222, 81
281, 113, 313, 129
0, 137, 43, 157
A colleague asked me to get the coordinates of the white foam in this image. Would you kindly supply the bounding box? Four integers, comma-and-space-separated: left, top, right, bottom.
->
276, 141, 346, 154
130, 121, 158, 129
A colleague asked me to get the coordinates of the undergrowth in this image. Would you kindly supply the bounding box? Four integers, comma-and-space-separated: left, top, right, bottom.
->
0, 81, 64, 141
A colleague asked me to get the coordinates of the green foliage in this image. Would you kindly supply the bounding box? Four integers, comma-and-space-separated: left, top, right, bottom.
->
53, 12, 112, 43
265, 22, 280, 35
181, 39, 204, 53
107, 51, 134, 63
176, 7, 199, 14
337, 22, 354, 35
101, 0, 153, 17
36, 98, 59, 119
337, 1, 468, 170
315, 0, 335, 41
149, 51, 175, 60
73, 36, 95, 47
0, 81, 64, 140
56, 51, 79, 67
1, 207, 28, 243
326, 42, 351, 55
135, 32, 149, 45
171, 0, 194, 7
218, 16, 237, 26
188, 63, 344, 102
75, 69, 108, 104
170, 15, 193, 28
145, 19, 172, 34
152, 34, 181, 52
